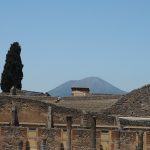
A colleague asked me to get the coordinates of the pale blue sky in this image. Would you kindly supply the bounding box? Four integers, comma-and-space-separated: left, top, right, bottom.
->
0, 0, 150, 92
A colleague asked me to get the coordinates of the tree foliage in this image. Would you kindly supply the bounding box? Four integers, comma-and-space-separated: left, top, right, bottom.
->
1, 42, 23, 92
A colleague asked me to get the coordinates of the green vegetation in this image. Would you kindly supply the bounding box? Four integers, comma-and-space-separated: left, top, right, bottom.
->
1, 42, 23, 92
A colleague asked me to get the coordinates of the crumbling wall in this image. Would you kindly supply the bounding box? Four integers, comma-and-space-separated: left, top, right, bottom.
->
111, 130, 120, 150
71, 128, 91, 150
120, 131, 137, 150
38, 128, 61, 150
0, 127, 27, 150
0, 96, 83, 126
0, 96, 117, 127
96, 114, 116, 126
52, 106, 81, 125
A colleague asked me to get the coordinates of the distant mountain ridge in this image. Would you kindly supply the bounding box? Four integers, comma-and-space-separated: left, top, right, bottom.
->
48, 77, 126, 97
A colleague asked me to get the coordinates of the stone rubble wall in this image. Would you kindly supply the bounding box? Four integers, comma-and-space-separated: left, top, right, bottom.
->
1, 126, 148, 150
71, 128, 91, 150
38, 128, 61, 150
120, 131, 137, 150
0, 95, 150, 150
0, 96, 117, 126
0, 127, 27, 150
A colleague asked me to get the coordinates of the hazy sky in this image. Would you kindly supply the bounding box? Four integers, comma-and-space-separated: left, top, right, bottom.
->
0, 0, 150, 92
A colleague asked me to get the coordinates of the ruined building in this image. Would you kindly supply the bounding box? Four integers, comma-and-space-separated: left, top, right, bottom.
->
71, 87, 90, 96
1, 85, 150, 150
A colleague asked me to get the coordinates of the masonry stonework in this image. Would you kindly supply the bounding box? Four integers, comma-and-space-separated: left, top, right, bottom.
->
0, 95, 150, 150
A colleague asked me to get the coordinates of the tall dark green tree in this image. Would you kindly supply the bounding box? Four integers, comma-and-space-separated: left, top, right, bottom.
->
1, 42, 23, 92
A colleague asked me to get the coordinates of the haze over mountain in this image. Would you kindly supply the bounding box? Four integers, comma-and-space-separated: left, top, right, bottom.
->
48, 77, 126, 97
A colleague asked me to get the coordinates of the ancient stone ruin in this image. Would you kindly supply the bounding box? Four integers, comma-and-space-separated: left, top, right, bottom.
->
1, 85, 150, 150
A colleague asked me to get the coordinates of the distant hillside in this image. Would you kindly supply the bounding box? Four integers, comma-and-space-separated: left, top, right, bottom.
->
106, 84, 150, 116
48, 77, 126, 96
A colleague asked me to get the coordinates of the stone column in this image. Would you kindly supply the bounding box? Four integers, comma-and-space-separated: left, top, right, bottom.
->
91, 116, 96, 150
40, 139, 47, 150
66, 116, 72, 150
17, 140, 23, 150
22, 140, 27, 150
116, 130, 121, 150
137, 131, 144, 150
115, 116, 122, 150
81, 110, 89, 128
48, 106, 53, 129
11, 104, 19, 126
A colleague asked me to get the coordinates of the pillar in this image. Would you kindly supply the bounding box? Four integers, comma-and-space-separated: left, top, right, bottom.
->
48, 106, 53, 129
11, 104, 19, 126
91, 116, 96, 150
81, 110, 89, 128
137, 131, 144, 150
17, 140, 23, 150
40, 139, 47, 150
116, 130, 121, 150
66, 116, 72, 150
22, 140, 27, 150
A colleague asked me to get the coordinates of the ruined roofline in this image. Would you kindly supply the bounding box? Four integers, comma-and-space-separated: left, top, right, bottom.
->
0, 95, 118, 121
0, 92, 121, 99
0, 95, 82, 114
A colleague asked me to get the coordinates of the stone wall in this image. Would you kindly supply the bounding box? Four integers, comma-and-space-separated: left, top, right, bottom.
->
111, 130, 120, 150
0, 127, 27, 150
72, 128, 91, 150
1, 95, 150, 150
120, 131, 137, 150
38, 128, 62, 150
0, 127, 62, 150
1, 127, 150, 150
0, 96, 117, 127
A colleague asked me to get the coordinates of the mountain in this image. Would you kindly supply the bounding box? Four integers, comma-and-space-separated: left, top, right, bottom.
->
48, 77, 126, 97
106, 84, 150, 116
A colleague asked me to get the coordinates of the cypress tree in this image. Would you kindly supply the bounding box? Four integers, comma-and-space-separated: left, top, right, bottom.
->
1, 42, 23, 92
